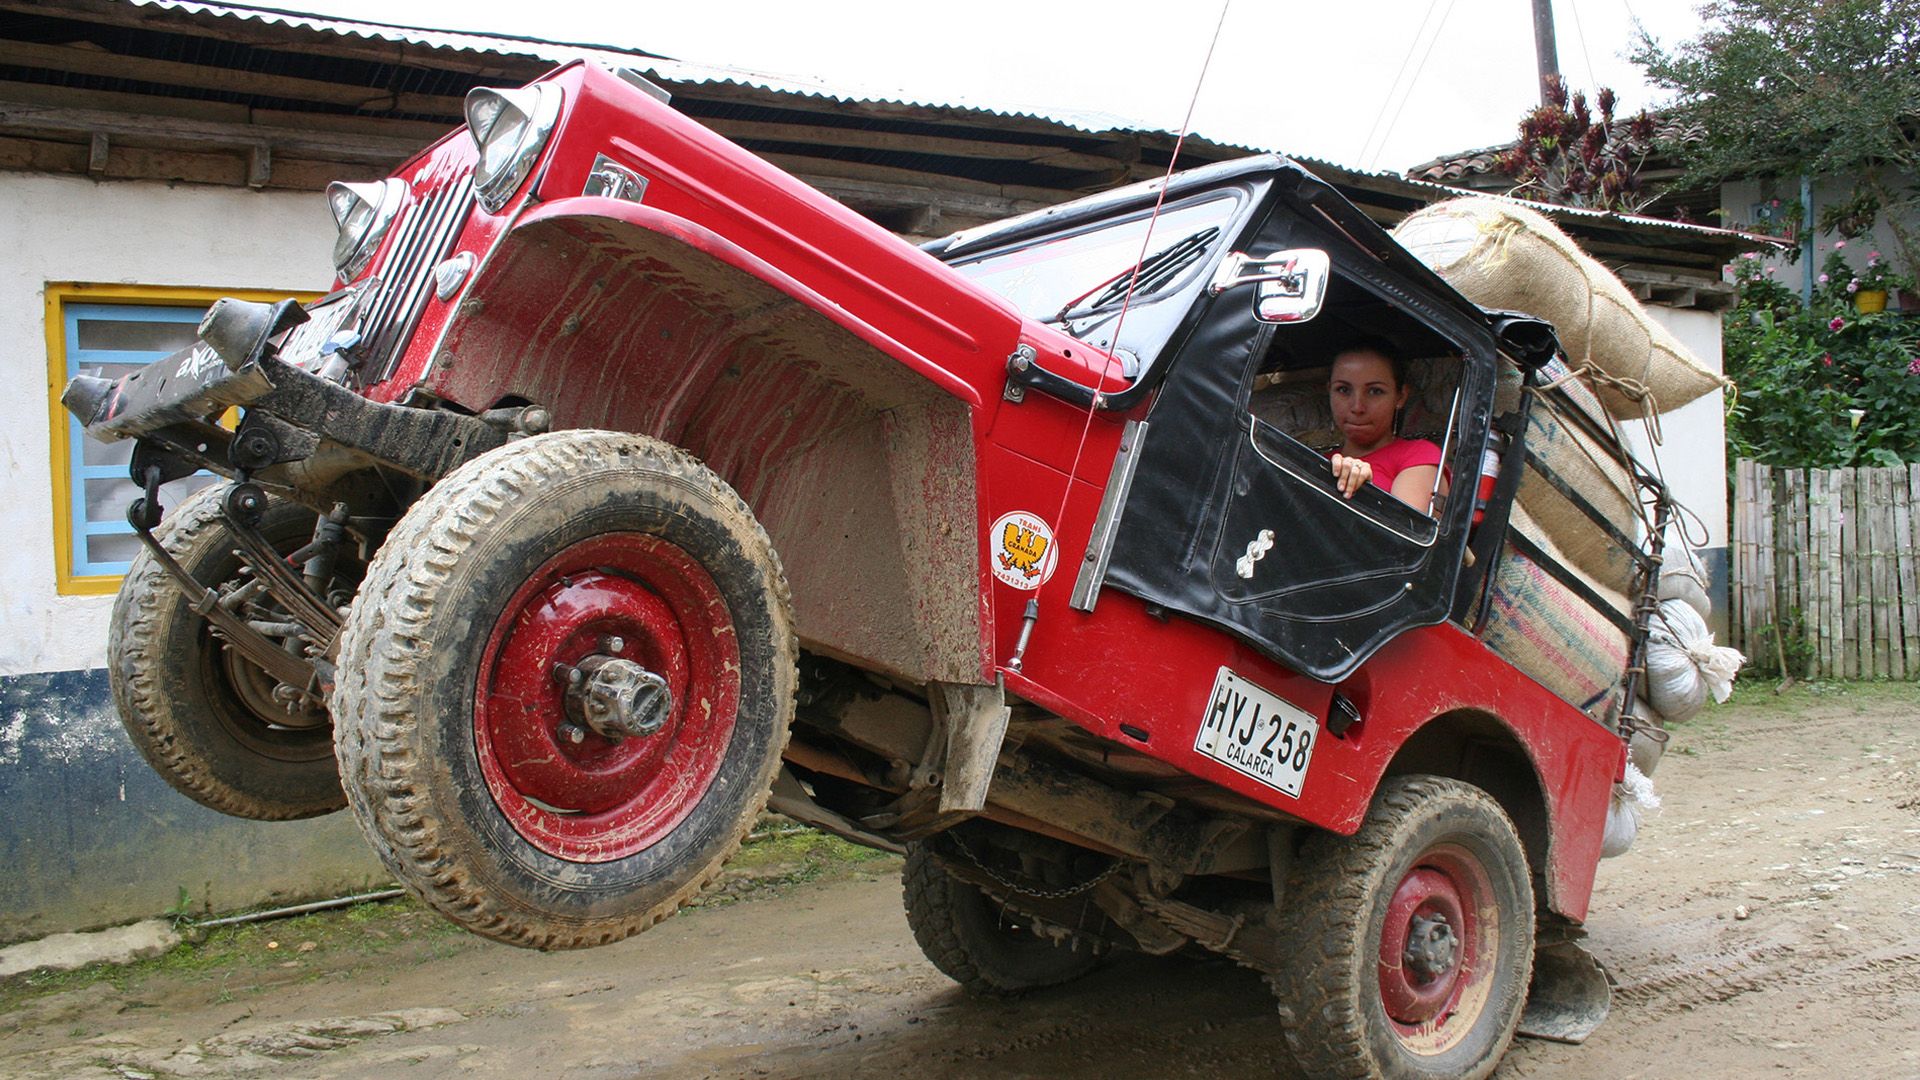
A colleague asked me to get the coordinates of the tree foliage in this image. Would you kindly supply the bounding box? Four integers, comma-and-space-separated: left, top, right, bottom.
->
1632, 0, 1920, 269
1493, 79, 1658, 212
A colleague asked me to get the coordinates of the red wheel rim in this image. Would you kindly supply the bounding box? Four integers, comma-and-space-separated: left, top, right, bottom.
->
1377, 843, 1498, 1053
473, 533, 739, 863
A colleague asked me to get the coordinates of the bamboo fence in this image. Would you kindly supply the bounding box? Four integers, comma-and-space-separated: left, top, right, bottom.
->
1731, 459, 1920, 680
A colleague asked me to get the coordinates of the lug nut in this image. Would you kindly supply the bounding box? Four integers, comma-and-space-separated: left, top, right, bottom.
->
559, 723, 587, 745
606, 636, 625, 654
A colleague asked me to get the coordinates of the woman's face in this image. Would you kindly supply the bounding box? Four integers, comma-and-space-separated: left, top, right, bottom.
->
1329, 349, 1408, 452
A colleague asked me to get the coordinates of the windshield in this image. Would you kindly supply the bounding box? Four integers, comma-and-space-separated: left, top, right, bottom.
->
949, 195, 1240, 329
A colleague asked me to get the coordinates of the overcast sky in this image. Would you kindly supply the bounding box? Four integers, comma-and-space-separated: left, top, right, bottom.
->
283, 0, 1710, 173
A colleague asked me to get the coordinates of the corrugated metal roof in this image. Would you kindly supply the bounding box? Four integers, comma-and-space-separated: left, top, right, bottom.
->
134, 0, 1162, 137
122, 0, 1762, 248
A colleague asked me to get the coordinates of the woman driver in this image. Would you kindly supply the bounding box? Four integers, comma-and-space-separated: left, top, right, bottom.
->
1325, 341, 1446, 514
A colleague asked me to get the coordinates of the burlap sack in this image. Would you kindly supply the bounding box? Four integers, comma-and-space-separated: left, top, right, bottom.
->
1515, 364, 1642, 597
1481, 506, 1632, 718
1393, 197, 1729, 419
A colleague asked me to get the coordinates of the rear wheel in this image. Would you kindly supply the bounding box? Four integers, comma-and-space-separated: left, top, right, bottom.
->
109, 484, 348, 820
1270, 775, 1534, 1080
332, 431, 794, 949
902, 842, 1102, 996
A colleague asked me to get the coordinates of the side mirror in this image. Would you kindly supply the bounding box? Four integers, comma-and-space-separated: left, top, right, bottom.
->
1208, 248, 1330, 324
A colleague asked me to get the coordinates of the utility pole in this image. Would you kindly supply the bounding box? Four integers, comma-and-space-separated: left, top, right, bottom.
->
1532, 0, 1561, 102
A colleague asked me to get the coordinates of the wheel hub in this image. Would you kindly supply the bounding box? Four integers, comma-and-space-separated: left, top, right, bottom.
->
1378, 862, 1478, 1027
472, 533, 740, 863
1404, 912, 1458, 981
560, 653, 674, 739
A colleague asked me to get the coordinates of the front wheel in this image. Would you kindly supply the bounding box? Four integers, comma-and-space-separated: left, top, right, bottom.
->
332, 431, 795, 949
109, 484, 349, 821
1269, 775, 1535, 1080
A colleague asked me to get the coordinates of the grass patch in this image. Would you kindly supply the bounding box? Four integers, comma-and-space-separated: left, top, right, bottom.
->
694, 829, 900, 908
0, 892, 461, 1022
1723, 679, 1914, 713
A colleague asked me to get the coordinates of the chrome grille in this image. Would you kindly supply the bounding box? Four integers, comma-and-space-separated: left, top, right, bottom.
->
361, 174, 475, 384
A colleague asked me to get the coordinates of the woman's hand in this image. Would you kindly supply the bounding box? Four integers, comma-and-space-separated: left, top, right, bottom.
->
1329, 453, 1372, 498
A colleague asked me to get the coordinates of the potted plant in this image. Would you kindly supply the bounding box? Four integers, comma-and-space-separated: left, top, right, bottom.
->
1849, 251, 1913, 313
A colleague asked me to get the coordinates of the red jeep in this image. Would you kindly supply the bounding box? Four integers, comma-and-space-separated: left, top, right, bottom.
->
66, 61, 1661, 1079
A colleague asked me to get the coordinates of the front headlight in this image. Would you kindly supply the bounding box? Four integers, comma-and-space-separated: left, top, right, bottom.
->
326, 177, 407, 279
466, 84, 562, 213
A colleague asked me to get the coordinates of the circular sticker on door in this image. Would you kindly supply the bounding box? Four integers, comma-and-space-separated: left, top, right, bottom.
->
990, 510, 1058, 590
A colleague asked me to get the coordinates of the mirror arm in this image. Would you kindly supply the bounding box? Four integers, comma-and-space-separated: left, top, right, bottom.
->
1208, 251, 1310, 296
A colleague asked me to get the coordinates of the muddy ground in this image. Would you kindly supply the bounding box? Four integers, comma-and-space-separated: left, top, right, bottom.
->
3, 683, 1917, 1080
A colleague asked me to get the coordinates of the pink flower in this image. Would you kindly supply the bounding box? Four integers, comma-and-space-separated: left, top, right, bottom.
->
1836, 240, 1847, 249
1909, 356, 1920, 376
1766, 266, 1777, 275
1830, 316, 1847, 330
1822, 353, 1834, 366
1870, 251, 1881, 259
1818, 273, 1830, 283
1770, 198, 1781, 207
1849, 280, 1861, 293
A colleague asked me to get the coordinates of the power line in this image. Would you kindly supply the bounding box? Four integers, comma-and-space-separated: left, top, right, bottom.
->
1356, 0, 1446, 167
1567, 0, 1598, 89
1368, 0, 1462, 170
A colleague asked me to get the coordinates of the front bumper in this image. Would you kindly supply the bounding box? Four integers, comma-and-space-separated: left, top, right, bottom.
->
63, 296, 507, 486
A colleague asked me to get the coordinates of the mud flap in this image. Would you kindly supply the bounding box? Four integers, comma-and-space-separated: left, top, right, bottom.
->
1517, 935, 1612, 1044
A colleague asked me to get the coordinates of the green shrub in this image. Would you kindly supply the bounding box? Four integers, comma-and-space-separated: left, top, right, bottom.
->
1724, 254, 1920, 467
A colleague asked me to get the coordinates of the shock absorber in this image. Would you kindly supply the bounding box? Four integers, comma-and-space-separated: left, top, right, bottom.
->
303, 503, 351, 598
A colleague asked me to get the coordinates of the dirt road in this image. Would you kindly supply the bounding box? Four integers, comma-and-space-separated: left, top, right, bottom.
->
4, 684, 1917, 1079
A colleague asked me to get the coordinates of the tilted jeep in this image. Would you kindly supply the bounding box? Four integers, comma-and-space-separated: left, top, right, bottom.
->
65, 60, 1670, 1079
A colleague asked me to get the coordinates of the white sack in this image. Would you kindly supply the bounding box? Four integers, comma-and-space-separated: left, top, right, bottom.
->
1656, 534, 1712, 622
1626, 697, 1671, 777
1601, 761, 1661, 859
1645, 598, 1744, 722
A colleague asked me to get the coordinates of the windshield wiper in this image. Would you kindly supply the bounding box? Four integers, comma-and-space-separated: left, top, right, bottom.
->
1051, 226, 1221, 324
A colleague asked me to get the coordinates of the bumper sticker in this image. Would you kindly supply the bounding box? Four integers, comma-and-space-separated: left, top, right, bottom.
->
990, 510, 1058, 590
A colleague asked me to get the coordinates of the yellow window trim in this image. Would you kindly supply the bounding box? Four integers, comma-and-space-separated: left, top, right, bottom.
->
48, 282, 324, 597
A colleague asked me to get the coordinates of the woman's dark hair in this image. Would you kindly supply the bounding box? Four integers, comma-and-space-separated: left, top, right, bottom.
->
1331, 336, 1407, 388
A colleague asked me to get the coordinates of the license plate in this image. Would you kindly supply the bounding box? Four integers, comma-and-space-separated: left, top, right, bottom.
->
1193, 667, 1317, 798
277, 294, 359, 373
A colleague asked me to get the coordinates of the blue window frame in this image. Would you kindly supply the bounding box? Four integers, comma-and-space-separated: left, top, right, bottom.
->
61, 302, 218, 578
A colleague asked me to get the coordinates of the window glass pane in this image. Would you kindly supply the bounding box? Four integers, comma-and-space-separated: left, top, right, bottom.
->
82, 432, 134, 468
84, 476, 141, 523
951, 196, 1238, 322
76, 317, 200, 354
87, 533, 142, 567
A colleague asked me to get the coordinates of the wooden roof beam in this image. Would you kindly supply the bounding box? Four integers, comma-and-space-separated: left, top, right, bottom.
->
0, 100, 426, 164
703, 116, 1148, 177
3, 39, 469, 116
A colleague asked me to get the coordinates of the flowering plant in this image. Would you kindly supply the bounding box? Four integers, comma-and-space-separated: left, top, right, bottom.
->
1725, 268, 1920, 467
1853, 252, 1914, 293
